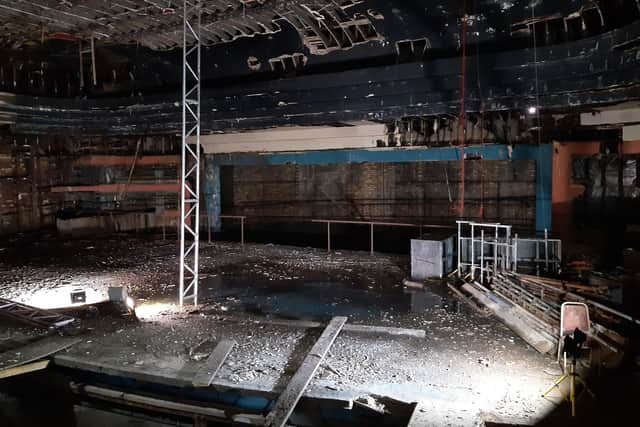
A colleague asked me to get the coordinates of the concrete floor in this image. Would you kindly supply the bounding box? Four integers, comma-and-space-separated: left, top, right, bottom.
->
0, 234, 569, 426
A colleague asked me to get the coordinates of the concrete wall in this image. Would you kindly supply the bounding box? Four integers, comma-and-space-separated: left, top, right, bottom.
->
0, 136, 66, 235
223, 160, 537, 226
552, 140, 640, 242
0, 133, 181, 236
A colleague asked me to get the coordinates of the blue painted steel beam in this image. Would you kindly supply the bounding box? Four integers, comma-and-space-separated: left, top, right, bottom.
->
208, 143, 552, 232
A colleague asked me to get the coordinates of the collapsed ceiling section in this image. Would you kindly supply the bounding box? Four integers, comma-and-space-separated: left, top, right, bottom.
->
0, 0, 379, 51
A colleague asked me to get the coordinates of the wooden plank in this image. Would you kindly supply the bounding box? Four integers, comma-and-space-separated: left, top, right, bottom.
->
78, 384, 228, 419
461, 283, 556, 354
0, 359, 49, 379
192, 339, 236, 387
217, 315, 425, 338
265, 316, 347, 427
447, 283, 489, 316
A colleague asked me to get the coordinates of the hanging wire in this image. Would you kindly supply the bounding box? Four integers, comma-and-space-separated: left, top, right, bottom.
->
458, 3, 468, 218
532, 2, 542, 145
474, 0, 485, 220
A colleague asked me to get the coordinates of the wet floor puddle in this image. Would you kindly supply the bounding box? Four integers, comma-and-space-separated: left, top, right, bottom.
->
198, 276, 464, 321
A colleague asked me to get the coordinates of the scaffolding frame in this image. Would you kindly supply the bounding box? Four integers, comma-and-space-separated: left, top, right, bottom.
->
179, 0, 202, 306
456, 220, 561, 282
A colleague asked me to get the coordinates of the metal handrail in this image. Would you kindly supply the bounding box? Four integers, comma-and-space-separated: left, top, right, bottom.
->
311, 218, 454, 254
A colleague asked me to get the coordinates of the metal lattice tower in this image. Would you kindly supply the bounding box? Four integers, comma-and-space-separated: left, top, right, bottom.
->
179, 0, 202, 306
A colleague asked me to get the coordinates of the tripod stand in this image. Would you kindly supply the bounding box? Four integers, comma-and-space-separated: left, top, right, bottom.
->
542, 350, 595, 416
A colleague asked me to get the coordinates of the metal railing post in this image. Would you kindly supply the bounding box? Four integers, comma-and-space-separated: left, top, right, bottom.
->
370, 223, 374, 255
241, 217, 245, 246
535, 240, 540, 276
470, 223, 475, 280
506, 226, 511, 270
327, 222, 331, 253
557, 239, 562, 273
457, 221, 462, 277
513, 233, 518, 273
544, 228, 549, 272
493, 227, 499, 276
480, 229, 484, 283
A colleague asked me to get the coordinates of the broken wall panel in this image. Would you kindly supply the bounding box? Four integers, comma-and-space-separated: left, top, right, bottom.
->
223, 160, 536, 226
0, 139, 67, 235
0, 134, 180, 236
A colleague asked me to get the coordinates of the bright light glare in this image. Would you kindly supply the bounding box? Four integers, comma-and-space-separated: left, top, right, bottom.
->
528, 106, 537, 114
125, 296, 136, 310
25, 286, 107, 309
134, 302, 175, 320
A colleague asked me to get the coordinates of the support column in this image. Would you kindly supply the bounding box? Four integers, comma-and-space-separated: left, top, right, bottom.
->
534, 144, 553, 233
204, 156, 221, 232
179, 0, 202, 307
511, 144, 552, 232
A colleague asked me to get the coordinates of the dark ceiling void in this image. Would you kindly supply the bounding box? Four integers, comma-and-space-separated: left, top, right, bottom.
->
1, 13, 639, 141
2, 0, 639, 98
0, 0, 638, 140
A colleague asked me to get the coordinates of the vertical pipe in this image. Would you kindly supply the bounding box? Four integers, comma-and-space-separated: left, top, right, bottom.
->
241, 217, 245, 246
506, 226, 511, 271
327, 222, 331, 253
90, 36, 97, 86
544, 228, 549, 272
480, 230, 484, 283
514, 233, 518, 272
457, 222, 462, 277
370, 223, 374, 255
470, 223, 475, 279
558, 239, 562, 274
493, 227, 498, 276
208, 214, 211, 243
535, 240, 540, 276
458, 12, 467, 217
78, 40, 84, 89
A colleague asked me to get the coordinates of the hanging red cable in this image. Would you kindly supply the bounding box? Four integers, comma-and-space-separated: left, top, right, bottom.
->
458, 7, 467, 218
479, 113, 485, 220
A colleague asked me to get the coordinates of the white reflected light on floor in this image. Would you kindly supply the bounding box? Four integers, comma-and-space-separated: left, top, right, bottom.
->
134, 302, 176, 320
24, 286, 107, 310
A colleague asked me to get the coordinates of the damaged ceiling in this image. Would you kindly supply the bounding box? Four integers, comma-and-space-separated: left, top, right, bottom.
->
0, 0, 639, 137
2, 0, 638, 51
0, 0, 381, 51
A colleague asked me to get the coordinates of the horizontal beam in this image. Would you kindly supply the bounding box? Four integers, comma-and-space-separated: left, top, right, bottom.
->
581, 103, 640, 126
75, 155, 180, 167
197, 123, 384, 154
210, 143, 545, 165
51, 183, 180, 193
